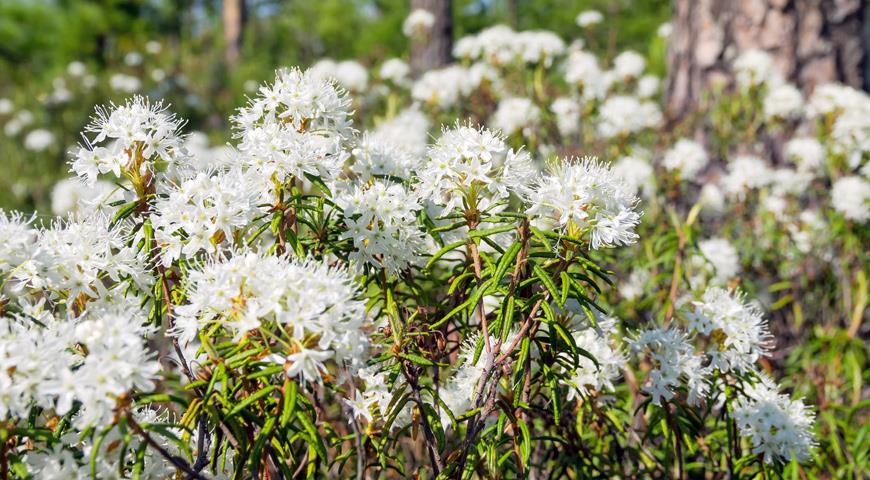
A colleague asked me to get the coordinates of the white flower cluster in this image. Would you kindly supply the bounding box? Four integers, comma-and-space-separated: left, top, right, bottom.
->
12, 215, 150, 298
733, 377, 816, 463
763, 83, 804, 121
692, 237, 740, 286
402, 8, 436, 37
733, 49, 781, 89
662, 138, 709, 181
71, 95, 186, 185
559, 310, 625, 400
379, 58, 411, 87
632, 326, 709, 406
24, 408, 178, 479
453, 25, 566, 67
563, 49, 605, 100
526, 157, 641, 249
490, 97, 541, 137
173, 252, 368, 383
722, 155, 773, 200
686, 288, 772, 373
597, 95, 661, 138
831, 176, 870, 222
1, 294, 159, 430
310, 58, 369, 92
336, 180, 426, 273
550, 96, 581, 136
419, 124, 535, 214
575, 10, 603, 27
152, 168, 269, 265
411, 63, 498, 109
232, 67, 352, 185
368, 106, 430, 158
0, 210, 36, 274
783, 137, 825, 174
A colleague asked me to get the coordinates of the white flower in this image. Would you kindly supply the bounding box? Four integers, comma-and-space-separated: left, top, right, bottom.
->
71, 96, 187, 185
124, 52, 143, 66
109, 73, 141, 93
0, 210, 36, 274
831, 176, 870, 222
349, 133, 421, 180
0, 98, 13, 115
686, 287, 772, 373
335, 180, 426, 273
526, 157, 640, 249
369, 106, 430, 158
343, 389, 377, 423
560, 312, 625, 400
311, 59, 369, 92
575, 10, 603, 27
232, 67, 352, 185
514, 30, 566, 67
734, 49, 780, 88
438, 331, 512, 426
636, 74, 660, 98
452, 25, 564, 67
662, 138, 709, 181
733, 376, 816, 463
763, 83, 804, 120
67, 61, 87, 77
550, 96, 581, 136
612, 155, 654, 198
146, 40, 162, 54
632, 327, 710, 406
403, 9, 436, 37
173, 251, 368, 382
563, 50, 605, 100
829, 104, 870, 168
419, 124, 535, 214
411, 64, 496, 109
699, 183, 726, 215
657, 22, 673, 38
13, 214, 151, 298
619, 269, 649, 301
23, 128, 54, 152
490, 97, 541, 137
50, 177, 120, 216
613, 50, 646, 80
696, 237, 740, 285
151, 168, 269, 265
379, 58, 411, 87
597, 95, 661, 138
783, 137, 825, 174
806, 83, 869, 118
722, 155, 773, 199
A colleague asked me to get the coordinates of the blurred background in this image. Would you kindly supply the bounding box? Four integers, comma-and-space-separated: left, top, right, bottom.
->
0, 0, 671, 213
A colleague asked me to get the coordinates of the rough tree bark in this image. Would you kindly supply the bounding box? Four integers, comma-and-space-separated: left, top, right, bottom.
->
409, 0, 453, 76
222, 0, 247, 67
665, 0, 868, 120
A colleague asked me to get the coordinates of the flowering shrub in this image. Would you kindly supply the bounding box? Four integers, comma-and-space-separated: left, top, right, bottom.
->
1, 14, 868, 480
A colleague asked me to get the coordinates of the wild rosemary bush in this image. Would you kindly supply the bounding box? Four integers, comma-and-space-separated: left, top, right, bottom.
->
1, 14, 868, 480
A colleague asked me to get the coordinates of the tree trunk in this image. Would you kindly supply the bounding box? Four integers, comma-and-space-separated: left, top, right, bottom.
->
665, 0, 868, 120
222, 0, 246, 67
410, 0, 453, 76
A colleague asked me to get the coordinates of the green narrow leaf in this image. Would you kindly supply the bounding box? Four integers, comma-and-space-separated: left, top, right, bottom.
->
533, 264, 561, 307
110, 200, 139, 228
297, 411, 328, 460
494, 242, 522, 284
425, 239, 468, 270
227, 385, 277, 418
249, 416, 277, 475
280, 380, 297, 427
